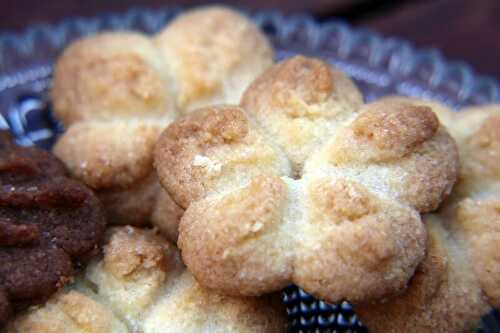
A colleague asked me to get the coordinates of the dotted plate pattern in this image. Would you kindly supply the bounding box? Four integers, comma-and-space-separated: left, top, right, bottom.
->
0, 7, 499, 333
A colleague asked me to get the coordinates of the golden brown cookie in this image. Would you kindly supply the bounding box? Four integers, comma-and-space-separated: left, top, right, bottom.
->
155, 57, 459, 304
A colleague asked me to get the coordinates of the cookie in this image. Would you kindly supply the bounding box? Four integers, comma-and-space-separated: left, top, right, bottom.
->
154, 56, 459, 304
0, 132, 106, 328
7, 226, 287, 333
443, 105, 500, 308
51, 6, 273, 228
356, 104, 500, 332
356, 218, 490, 333
155, 6, 274, 112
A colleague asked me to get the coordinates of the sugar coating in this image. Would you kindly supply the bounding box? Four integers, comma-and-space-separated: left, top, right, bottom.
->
192, 155, 223, 174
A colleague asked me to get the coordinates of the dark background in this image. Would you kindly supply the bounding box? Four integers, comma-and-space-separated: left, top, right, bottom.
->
1, 0, 499, 79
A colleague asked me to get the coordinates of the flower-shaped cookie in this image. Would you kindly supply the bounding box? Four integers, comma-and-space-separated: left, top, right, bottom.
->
7, 227, 287, 333
52, 6, 273, 228
356, 103, 500, 332
154, 56, 459, 304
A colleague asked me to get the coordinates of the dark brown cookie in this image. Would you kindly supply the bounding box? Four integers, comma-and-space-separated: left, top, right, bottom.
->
0, 132, 68, 183
0, 131, 106, 327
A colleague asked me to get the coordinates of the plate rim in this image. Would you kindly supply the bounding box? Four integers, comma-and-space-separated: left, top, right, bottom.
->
0, 6, 499, 104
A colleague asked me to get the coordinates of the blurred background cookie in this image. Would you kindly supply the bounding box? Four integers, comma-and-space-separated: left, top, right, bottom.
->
154, 6, 274, 112
51, 32, 177, 124
51, 6, 274, 228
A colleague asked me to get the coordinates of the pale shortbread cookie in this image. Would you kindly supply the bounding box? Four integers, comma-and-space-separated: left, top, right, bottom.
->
155, 56, 459, 304
51, 32, 177, 125
155, 6, 274, 112
51, 32, 178, 226
53, 118, 177, 226
356, 105, 500, 332
7, 227, 287, 333
54, 119, 164, 190
52, 6, 273, 227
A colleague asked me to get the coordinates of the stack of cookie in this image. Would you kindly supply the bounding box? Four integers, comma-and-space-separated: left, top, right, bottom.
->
4, 6, 285, 333
1, 5, 498, 333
